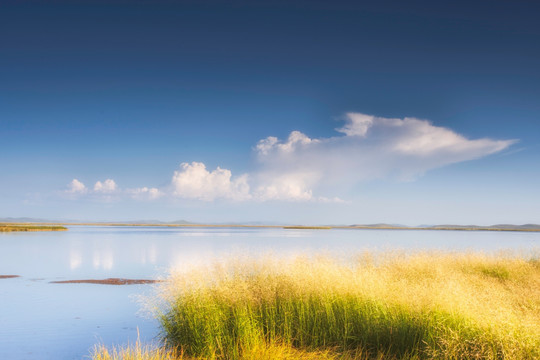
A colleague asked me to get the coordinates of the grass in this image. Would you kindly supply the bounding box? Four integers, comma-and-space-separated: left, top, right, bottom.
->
93, 251, 540, 359
0, 224, 67, 232
92, 340, 180, 360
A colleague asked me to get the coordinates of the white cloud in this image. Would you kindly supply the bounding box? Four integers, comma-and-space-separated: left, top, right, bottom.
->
65, 178, 120, 199
94, 179, 117, 193
336, 113, 374, 137
127, 187, 163, 200
171, 162, 251, 201
256, 131, 318, 155
254, 173, 315, 201
67, 179, 87, 194
63, 113, 516, 204
254, 112, 517, 198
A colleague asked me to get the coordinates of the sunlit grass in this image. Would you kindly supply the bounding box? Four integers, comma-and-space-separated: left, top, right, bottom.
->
92, 340, 376, 360
94, 251, 540, 359
92, 340, 180, 360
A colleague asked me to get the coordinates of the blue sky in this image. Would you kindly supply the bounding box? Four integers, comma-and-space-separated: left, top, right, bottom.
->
1, 0, 539, 225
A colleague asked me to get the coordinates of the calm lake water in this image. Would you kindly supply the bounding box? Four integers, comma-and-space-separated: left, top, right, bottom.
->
0, 225, 538, 359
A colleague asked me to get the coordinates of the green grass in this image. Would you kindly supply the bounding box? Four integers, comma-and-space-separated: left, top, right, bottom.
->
0, 224, 67, 232
94, 251, 540, 359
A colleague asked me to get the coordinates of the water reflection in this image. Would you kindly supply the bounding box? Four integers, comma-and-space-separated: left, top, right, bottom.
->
3, 226, 538, 280
69, 249, 82, 270
92, 249, 114, 270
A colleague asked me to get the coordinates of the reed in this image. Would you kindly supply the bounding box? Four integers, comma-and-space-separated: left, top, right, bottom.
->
157, 251, 540, 359
92, 341, 180, 360
93, 251, 540, 359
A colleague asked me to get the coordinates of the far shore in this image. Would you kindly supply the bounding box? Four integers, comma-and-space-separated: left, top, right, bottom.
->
2, 222, 540, 232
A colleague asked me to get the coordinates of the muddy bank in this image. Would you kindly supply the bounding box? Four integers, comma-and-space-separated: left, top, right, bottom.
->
50, 278, 161, 285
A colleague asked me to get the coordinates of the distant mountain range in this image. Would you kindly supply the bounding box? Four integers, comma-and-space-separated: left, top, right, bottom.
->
427, 224, 540, 230
0, 217, 60, 223
349, 223, 407, 228
0, 217, 194, 225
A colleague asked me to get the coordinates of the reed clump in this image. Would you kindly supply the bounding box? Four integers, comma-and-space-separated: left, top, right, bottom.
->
154, 251, 540, 359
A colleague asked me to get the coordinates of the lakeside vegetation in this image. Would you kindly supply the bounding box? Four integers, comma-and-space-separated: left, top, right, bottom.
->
93, 251, 540, 359
0, 224, 67, 232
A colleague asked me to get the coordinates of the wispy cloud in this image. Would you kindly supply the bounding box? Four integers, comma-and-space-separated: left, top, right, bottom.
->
63, 113, 516, 203
253, 113, 516, 199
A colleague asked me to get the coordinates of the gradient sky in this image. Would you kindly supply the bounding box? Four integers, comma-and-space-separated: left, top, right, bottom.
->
1, 0, 539, 225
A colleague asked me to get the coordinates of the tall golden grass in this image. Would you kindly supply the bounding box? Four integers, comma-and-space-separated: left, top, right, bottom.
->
94, 251, 540, 359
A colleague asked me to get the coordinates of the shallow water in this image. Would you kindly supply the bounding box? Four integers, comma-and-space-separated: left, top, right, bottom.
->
0, 225, 538, 359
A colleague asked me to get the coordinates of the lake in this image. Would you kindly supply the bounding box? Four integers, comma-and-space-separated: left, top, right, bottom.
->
0, 225, 538, 359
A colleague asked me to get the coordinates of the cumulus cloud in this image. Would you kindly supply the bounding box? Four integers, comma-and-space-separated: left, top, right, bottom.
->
63, 112, 516, 203
171, 162, 251, 201
256, 131, 319, 155
93, 179, 117, 193
253, 112, 516, 198
254, 173, 315, 201
336, 113, 374, 137
65, 178, 118, 199
127, 187, 163, 200
67, 179, 87, 194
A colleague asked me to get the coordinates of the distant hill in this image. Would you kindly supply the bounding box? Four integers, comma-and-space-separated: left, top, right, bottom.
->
347, 223, 540, 231
166, 220, 195, 225
0, 218, 194, 225
0, 217, 59, 223
213, 221, 293, 226
99, 219, 194, 225
430, 224, 540, 230
349, 223, 407, 228
489, 224, 540, 230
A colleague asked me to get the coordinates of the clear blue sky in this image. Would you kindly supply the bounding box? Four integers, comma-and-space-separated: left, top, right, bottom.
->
1, 0, 539, 225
